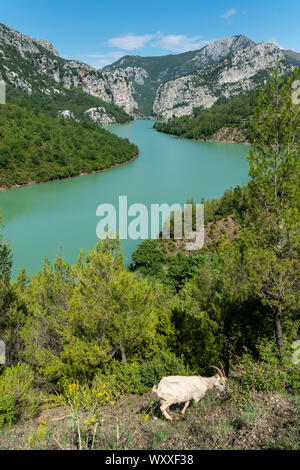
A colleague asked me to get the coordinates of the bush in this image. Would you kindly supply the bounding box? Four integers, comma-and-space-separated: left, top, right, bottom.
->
0, 363, 39, 426
130, 240, 166, 275
0, 395, 20, 427
92, 351, 191, 397
233, 343, 300, 397
138, 350, 191, 389
93, 361, 142, 397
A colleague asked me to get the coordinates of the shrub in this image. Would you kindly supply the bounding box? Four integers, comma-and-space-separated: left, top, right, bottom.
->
0, 395, 20, 427
138, 350, 190, 389
0, 363, 39, 426
93, 361, 142, 397
130, 240, 166, 275
233, 342, 300, 397
92, 350, 191, 397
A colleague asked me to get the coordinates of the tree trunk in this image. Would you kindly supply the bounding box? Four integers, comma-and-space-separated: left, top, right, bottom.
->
275, 306, 284, 356
120, 346, 127, 364
225, 338, 230, 376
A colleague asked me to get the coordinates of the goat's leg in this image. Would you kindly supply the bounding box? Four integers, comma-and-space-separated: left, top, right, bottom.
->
160, 404, 174, 421
180, 401, 190, 417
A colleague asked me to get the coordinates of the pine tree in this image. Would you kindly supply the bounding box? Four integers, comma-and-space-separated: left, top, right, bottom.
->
243, 66, 300, 354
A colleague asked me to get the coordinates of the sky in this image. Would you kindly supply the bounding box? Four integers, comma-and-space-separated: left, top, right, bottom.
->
1, 0, 300, 68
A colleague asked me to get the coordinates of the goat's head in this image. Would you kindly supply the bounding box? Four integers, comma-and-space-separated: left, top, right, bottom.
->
209, 363, 227, 393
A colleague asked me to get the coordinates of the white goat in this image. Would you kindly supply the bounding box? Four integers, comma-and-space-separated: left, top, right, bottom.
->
152, 365, 227, 421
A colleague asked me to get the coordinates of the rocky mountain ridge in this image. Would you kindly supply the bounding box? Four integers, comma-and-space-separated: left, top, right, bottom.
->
0, 23, 137, 123
0, 23, 297, 122
153, 43, 293, 118
103, 35, 256, 113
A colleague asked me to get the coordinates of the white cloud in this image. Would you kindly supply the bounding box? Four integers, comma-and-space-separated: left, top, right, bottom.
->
221, 8, 237, 20
265, 37, 285, 50
151, 34, 210, 53
107, 34, 155, 50
81, 51, 125, 68
82, 32, 213, 68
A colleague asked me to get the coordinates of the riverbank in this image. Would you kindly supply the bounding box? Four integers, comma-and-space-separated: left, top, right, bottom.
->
202, 126, 250, 145
154, 125, 251, 145
0, 153, 139, 192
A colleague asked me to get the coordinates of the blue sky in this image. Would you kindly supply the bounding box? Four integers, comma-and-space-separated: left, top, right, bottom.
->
1, 0, 299, 68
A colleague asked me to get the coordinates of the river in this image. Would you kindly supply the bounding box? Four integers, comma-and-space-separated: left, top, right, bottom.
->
0, 120, 250, 277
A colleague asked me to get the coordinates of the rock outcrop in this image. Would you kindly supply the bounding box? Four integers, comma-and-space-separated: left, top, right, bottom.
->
103, 35, 256, 114
0, 23, 137, 118
153, 43, 293, 118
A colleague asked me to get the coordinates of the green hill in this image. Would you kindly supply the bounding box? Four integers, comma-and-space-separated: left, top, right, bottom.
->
6, 85, 132, 124
0, 102, 138, 189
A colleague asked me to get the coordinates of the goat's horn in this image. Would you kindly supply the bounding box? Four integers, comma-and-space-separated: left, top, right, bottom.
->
219, 362, 226, 378
209, 365, 224, 377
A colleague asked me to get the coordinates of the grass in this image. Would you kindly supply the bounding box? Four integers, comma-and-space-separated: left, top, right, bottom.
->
0, 379, 299, 450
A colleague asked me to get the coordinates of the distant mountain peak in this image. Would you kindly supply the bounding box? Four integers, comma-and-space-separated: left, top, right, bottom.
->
0, 23, 59, 56
103, 35, 257, 113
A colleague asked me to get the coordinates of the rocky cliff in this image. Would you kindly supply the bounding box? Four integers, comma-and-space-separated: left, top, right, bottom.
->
103, 35, 256, 114
153, 43, 293, 118
0, 24, 297, 122
0, 23, 137, 122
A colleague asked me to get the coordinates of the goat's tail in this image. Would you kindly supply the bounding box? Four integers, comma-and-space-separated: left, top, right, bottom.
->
152, 385, 158, 394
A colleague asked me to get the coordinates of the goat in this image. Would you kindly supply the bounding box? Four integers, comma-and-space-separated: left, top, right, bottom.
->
152, 364, 227, 421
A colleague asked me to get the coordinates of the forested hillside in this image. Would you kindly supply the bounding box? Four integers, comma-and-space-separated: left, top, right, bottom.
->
6, 85, 133, 125
154, 88, 259, 141
0, 103, 138, 188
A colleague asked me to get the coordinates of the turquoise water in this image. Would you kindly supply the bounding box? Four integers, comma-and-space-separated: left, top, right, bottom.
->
0, 120, 250, 277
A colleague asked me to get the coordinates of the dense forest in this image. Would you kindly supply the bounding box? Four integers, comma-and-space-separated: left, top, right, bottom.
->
0, 102, 138, 188
6, 85, 133, 124
0, 68, 299, 450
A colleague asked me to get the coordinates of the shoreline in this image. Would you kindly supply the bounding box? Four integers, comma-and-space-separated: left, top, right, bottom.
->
154, 129, 251, 146
0, 153, 139, 192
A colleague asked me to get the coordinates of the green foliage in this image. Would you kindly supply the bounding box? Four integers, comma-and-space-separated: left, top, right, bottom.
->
137, 350, 190, 389
242, 66, 300, 354
7, 86, 133, 125
93, 361, 143, 397
20, 240, 173, 385
130, 239, 166, 275
0, 395, 20, 427
0, 363, 38, 426
234, 342, 300, 397
93, 351, 190, 397
0, 103, 138, 188
154, 88, 260, 140
165, 253, 205, 291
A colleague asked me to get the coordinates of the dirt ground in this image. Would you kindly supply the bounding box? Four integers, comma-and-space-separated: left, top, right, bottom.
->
1, 385, 299, 450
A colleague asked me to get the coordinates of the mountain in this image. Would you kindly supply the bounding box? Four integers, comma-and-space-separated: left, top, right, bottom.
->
153, 87, 260, 142
0, 23, 297, 121
103, 35, 255, 114
153, 43, 293, 119
0, 23, 136, 123
283, 49, 300, 66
